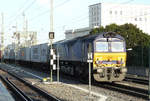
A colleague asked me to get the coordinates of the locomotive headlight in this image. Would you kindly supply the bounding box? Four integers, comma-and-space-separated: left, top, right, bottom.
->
95, 60, 99, 64
95, 60, 102, 64
121, 68, 127, 73
97, 68, 103, 73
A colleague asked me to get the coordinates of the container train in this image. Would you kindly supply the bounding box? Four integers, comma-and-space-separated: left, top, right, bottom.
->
3, 32, 127, 82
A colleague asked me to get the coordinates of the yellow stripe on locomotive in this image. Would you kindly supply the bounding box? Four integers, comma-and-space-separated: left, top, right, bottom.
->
93, 52, 126, 68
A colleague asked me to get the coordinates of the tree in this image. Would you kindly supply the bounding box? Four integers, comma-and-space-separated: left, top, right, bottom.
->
90, 23, 150, 48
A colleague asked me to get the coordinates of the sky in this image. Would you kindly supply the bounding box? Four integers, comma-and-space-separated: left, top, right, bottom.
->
0, 0, 150, 46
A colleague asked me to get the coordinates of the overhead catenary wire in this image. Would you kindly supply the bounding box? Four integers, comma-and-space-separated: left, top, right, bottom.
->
8, 0, 30, 20
28, 0, 72, 22
7, 0, 37, 27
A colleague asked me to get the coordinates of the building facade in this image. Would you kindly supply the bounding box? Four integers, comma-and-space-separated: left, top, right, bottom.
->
89, 3, 150, 34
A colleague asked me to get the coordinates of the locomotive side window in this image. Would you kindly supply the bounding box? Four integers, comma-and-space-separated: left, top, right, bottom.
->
96, 41, 108, 52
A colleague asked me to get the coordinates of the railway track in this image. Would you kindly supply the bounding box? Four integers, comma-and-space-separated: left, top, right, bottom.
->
53, 69, 148, 100
125, 76, 148, 85
0, 75, 33, 101
0, 68, 61, 101
95, 81, 148, 100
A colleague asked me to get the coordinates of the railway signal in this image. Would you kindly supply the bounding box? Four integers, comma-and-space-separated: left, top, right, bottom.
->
49, 32, 54, 39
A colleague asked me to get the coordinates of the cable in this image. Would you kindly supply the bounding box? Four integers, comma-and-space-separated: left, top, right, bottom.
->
8, 0, 30, 20
7, 0, 36, 27
55, 0, 72, 8
22, 0, 36, 12
28, 0, 73, 23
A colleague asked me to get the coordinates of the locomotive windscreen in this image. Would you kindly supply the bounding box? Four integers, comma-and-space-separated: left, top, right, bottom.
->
95, 41, 108, 52
111, 42, 124, 52
95, 38, 125, 52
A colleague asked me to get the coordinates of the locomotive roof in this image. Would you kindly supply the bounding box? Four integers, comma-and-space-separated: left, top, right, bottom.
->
81, 32, 124, 41
55, 32, 125, 45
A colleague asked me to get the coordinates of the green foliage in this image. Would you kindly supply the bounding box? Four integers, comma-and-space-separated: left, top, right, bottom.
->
90, 23, 150, 48
90, 23, 150, 67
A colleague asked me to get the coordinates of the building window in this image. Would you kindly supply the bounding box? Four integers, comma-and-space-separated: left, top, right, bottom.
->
110, 11, 112, 14
139, 18, 142, 21
115, 11, 117, 15
135, 18, 137, 21
120, 11, 122, 15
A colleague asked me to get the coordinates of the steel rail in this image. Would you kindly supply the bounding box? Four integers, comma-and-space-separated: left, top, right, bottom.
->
0, 75, 32, 101
125, 77, 148, 85
96, 82, 148, 100
1, 67, 61, 101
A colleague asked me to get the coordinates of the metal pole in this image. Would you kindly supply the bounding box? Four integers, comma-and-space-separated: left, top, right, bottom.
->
15, 22, 17, 66
23, 12, 26, 47
148, 47, 150, 101
14, 34, 16, 66
89, 61, 91, 97
50, 0, 53, 32
57, 53, 60, 82
142, 46, 143, 67
50, 0, 54, 82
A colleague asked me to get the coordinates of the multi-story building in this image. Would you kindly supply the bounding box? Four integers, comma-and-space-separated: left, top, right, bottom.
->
89, 3, 150, 34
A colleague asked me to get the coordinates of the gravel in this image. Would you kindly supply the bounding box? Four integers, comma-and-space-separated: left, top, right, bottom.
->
0, 63, 147, 101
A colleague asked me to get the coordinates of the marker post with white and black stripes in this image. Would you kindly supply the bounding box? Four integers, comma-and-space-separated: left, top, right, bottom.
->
50, 48, 56, 82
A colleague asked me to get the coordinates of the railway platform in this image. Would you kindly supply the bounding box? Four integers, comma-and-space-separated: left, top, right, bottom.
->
0, 81, 15, 101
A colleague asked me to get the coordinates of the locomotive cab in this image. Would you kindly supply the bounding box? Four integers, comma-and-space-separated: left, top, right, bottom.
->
93, 32, 127, 82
